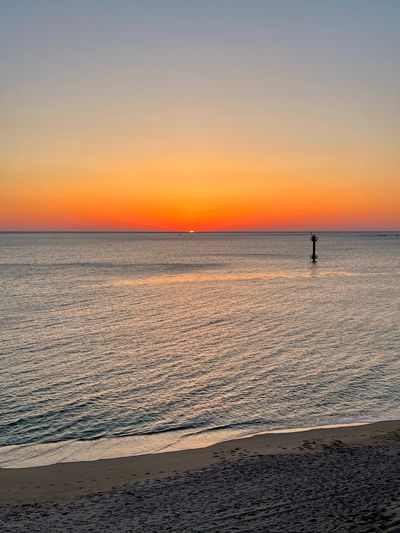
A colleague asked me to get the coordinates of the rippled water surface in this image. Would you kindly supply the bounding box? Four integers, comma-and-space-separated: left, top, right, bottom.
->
1, 232, 399, 466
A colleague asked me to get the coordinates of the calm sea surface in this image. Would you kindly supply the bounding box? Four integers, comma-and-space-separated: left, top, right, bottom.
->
1, 232, 399, 467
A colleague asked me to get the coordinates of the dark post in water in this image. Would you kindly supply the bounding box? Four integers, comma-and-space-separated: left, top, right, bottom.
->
310, 233, 318, 263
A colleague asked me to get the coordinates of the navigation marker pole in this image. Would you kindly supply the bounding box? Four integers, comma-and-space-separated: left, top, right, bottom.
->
310, 233, 318, 263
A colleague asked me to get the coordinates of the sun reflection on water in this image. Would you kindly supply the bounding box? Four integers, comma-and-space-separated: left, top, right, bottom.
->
113, 271, 353, 286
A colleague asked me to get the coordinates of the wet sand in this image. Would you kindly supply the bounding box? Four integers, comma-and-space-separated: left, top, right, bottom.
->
1, 420, 400, 531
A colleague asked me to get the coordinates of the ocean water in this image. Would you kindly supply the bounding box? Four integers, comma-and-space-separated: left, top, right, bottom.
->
1, 232, 399, 467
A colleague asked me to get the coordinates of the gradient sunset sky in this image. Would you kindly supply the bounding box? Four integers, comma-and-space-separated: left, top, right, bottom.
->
1, 0, 399, 231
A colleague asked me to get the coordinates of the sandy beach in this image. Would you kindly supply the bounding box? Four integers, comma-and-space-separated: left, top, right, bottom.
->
1, 420, 400, 531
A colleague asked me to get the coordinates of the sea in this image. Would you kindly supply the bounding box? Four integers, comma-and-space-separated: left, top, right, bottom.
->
1, 232, 399, 468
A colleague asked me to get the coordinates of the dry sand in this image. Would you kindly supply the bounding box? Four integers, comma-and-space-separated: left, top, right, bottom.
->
1, 420, 400, 531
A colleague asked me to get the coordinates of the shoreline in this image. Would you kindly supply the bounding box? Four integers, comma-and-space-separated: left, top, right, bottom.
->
1, 419, 399, 506
1, 416, 396, 471
1, 419, 400, 531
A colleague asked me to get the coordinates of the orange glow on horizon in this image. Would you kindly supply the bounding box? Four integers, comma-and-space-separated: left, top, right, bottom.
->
1, 151, 399, 232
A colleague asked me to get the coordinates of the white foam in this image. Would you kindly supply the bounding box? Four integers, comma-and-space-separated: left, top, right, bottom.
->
1, 416, 397, 469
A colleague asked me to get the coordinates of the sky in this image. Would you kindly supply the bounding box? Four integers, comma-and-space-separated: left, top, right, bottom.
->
1, 0, 399, 231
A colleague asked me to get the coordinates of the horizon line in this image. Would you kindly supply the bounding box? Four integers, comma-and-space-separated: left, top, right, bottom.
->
1, 230, 399, 234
